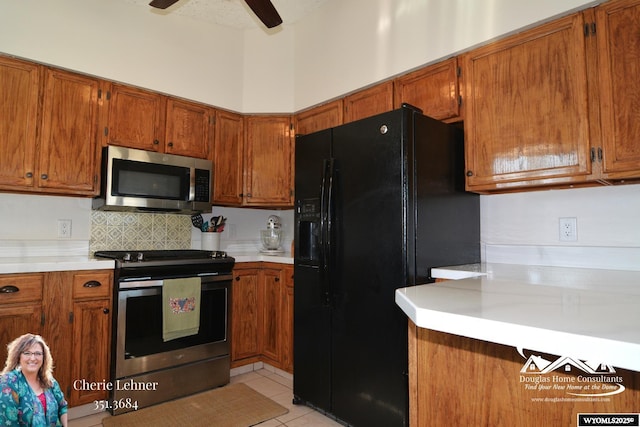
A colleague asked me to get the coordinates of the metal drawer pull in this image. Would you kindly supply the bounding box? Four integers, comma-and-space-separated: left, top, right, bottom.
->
83, 280, 102, 288
0, 285, 19, 293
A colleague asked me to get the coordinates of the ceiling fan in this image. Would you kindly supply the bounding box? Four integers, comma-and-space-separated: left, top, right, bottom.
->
148, 0, 283, 28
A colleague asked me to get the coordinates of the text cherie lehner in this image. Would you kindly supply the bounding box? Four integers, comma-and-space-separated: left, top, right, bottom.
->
73, 379, 158, 391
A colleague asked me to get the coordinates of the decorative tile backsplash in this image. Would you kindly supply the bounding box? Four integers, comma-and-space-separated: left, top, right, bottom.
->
90, 211, 192, 254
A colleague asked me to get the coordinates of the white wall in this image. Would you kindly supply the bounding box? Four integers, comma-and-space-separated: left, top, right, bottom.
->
481, 185, 640, 270
292, 0, 598, 109
0, 0, 598, 112
0, 0, 246, 111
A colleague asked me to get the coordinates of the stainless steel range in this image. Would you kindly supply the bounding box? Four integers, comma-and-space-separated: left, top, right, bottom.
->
94, 250, 234, 414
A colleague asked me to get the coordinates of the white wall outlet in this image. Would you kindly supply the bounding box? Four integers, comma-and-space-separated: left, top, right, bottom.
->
57, 219, 72, 238
559, 217, 577, 242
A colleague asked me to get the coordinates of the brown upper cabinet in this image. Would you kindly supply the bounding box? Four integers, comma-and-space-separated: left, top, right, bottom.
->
0, 57, 104, 196
0, 57, 41, 190
38, 69, 104, 194
394, 57, 462, 122
213, 109, 245, 205
294, 99, 344, 136
165, 98, 215, 159
595, 0, 640, 179
462, 13, 593, 192
105, 84, 214, 159
343, 81, 394, 124
214, 113, 294, 207
104, 84, 166, 152
462, 0, 640, 192
243, 116, 294, 207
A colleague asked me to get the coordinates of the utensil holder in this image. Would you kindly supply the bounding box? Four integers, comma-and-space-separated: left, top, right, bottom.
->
202, 232, 220, 251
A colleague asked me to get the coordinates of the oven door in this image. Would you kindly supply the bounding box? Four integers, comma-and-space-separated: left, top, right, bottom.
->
115, 275, 230, 379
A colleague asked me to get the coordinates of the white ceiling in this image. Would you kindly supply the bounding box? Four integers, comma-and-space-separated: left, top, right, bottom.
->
119, 0, 328, 30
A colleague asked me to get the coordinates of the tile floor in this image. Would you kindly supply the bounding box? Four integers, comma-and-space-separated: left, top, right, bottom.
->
68, 367, 343, 427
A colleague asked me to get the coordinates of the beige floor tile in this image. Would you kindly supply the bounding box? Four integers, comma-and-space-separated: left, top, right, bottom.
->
284, 410, 345, 427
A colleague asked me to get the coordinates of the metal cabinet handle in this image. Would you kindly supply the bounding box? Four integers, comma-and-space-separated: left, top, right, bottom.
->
466, 171, 473, 177
235, 276, 240, 281
153, 139, 160, 145
83, 280, 102, 288
0, 285, 19, 293
167, 142, 174, 147
26, 172, 33, 178
103, 308, 110, 314
41, 174, 48, 180
274, 277, 280, 282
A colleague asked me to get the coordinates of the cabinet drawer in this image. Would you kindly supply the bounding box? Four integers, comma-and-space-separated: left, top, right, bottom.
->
72, 271, 112, 299
0, 274, 44, 304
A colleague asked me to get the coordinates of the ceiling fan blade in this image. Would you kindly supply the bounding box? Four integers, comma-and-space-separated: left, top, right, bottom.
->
244, 0, 283, 28
149, 0, 180, 9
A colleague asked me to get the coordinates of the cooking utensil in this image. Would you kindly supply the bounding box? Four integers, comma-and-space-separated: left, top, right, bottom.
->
191, 214, 204, 230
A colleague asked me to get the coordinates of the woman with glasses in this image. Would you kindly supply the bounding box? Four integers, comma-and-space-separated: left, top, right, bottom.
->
0, 333, 68, 426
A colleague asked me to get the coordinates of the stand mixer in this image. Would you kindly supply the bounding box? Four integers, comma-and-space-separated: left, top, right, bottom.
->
260, 215, 283, 254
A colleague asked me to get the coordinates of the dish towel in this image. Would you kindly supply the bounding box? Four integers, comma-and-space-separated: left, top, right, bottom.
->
162, 277, 201, 342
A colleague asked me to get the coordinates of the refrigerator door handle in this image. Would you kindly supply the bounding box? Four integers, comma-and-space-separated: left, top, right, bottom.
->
320, 158, 334, 306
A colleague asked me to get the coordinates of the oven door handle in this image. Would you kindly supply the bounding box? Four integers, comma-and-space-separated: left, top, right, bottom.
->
119, 279, 164, 289
118, 273, 232, 289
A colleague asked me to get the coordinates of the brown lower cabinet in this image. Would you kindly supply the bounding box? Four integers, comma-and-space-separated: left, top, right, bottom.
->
231, 263, 293, 373
0, 270, 112, 407
409, 321, 640, 427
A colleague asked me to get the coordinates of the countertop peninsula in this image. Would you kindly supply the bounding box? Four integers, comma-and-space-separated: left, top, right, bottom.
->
395, 263, 640, 372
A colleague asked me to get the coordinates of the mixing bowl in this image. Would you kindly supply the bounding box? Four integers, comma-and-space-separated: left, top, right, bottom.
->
261, 229, 282, 250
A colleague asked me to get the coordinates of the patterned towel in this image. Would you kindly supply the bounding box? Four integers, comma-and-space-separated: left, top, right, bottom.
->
162, 277, 201, 342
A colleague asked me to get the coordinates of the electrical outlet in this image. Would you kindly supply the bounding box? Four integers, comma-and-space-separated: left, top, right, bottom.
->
57, 219, 72, 238
559, 217, 577, 242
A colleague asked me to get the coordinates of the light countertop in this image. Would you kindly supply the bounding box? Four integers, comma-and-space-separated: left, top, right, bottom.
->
0, 251, 293, 275
0, 256, 115, 274
395, 263, 640, 372
230, 251, 293, 264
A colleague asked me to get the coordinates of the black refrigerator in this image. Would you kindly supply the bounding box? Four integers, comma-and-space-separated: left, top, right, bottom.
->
293, 105, 480, 427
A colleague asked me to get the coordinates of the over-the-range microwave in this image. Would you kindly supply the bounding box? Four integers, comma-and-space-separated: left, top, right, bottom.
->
93, 146, 212, 214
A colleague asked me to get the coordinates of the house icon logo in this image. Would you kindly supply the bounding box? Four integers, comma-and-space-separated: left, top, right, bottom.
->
521, 355, 616, 375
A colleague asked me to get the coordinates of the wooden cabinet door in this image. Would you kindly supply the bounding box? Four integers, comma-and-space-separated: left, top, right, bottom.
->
462, 13, 592, 191
69, 298, 111, 405
261, 268, 283, 366
343, 81, 394, 124
394, 58, 461, 122
0, 57, 40, 190
38, 68, 103, 194
281, 266, 294, 373
244, 116, 294, 207
231, 268, 261, 362
213, 110, 244, 205
165, 98, 214, 159
596, 0, 640, 177
106, 84, 166, 152
294, 99, 344, 136
43, 270, 112, 406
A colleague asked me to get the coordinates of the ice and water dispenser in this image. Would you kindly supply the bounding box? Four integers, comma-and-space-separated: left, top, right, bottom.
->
296, 198, 320, 263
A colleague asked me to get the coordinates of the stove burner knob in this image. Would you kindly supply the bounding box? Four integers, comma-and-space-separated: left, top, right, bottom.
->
122, 253, 132, 262
136, 252, 144, 262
